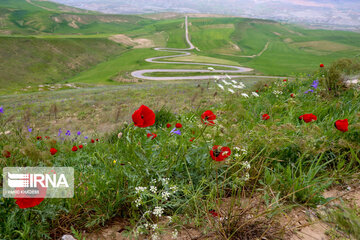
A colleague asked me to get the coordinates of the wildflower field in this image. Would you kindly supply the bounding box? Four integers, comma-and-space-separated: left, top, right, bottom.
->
1, 60, 360, 239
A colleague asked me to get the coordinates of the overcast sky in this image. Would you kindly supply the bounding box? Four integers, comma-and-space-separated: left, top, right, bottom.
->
52, 0, 360, 29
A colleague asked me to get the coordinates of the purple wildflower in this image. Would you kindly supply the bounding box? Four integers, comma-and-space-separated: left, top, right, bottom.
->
311, 79, 319, 89
170, 128, 181, 135
58, 128, 62, 136
0, 106, 3, 114
65, 130, 71, 136
77, 131, 81, 136
28, 127, 32, 133
304, 89, 314, 94
84, 136, 89, 140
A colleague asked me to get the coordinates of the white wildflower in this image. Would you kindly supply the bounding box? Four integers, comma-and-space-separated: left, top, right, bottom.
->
217, 84, 224, 90
152, 233, 159, 240
208, 67, 215, 71
241, 93, 249, 98
135, 186, 147, 193
150, 186, 157, 194
170, 185, 178, 193
135, 198, 142, 207
153, 206, 164, 217
172, 229, 179, 239
222, 80, 232, 85
161, 191, 171, 200
252, 92, 259, 97
228, 88, 235, 94
162, 178, 170, 185
117, 132, 123, 138
152, 224, 158, 230
242, 161, 251, 169
167, 216, 172, 223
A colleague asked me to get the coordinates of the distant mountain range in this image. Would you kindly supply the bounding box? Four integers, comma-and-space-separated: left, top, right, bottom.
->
51, 0, 360, 30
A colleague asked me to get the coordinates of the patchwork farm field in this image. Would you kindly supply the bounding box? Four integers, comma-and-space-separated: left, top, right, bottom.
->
1, 0, 360, 239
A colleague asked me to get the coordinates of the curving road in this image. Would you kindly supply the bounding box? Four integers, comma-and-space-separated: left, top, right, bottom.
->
131, 16, 280, 81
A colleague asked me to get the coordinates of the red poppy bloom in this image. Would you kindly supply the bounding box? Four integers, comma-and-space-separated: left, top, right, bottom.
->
256, 90, 259, 93
72, 146, 78, 152
209, 210, 219, 217
50, 148, 57, 155
190, 137, 195, 142
14, 178, 46, 209
79, 145, 83, 149
210, 145, 231, 162
3, 150, 11, 158
96, 139, 99, 142
320, 64, 324, 68
262, 114, 270, 120
201, 110, 217, 126
45, 136, 50, 139
166, 123, 171, 128
299, 114, 317, 123
132, 105, 156, 128
291, 93, 295, 98
91, 139, 95, 143
175, 123, 182, 128
283, 79, 288, 82
147, 133, 157, 140
15, 198, 45, 209
36, 136, 42, 140
335, 119, 349, 132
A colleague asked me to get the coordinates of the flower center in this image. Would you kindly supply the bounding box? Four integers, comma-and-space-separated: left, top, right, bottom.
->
214, 148, 222, 157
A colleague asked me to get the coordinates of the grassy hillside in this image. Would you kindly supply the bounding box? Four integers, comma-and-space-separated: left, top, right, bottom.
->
0, 0, 154, 35
189, 18, 360, 75
0, 37, 127, 90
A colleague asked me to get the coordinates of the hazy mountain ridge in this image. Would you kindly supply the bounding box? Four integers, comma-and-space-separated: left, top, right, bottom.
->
51, 0, 360, 30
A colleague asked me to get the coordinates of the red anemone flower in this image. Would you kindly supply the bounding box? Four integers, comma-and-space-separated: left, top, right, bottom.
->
91, 139, 95, 143
335, 119, 349, 132
210, 145, 231, 162
50, 148, 57, 155
79, 145, 83, 149
209, 210, 219, 217
147, 133, 157, 140
36, 136, 42, 140
190, 137, 195, 142
166, 123, 171, 128
3, 150, 11, 158
72, 146, 78, 152
45, 136, 50, 139
291, 93, 295, 98
15, 198, 45, 209
320, 64, 324, 68
132, 105, 156, 128
256, 90, 259, 93
201, 110, 217, 126
262, 114, 270, 120
299, 114, 317, 123
175, 123, 182, 128
283, 79, 288, 82
96, 139, 99, 142
14, 178, 46, 209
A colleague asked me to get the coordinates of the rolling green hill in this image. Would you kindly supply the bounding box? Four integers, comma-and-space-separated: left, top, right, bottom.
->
0, 37, 127, 89
0, 0, 154, 35
188, 17, 360, 75
1, 0, 360, 90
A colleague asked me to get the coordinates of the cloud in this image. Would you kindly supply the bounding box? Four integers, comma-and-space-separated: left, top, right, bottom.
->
254, 0, 334, 8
